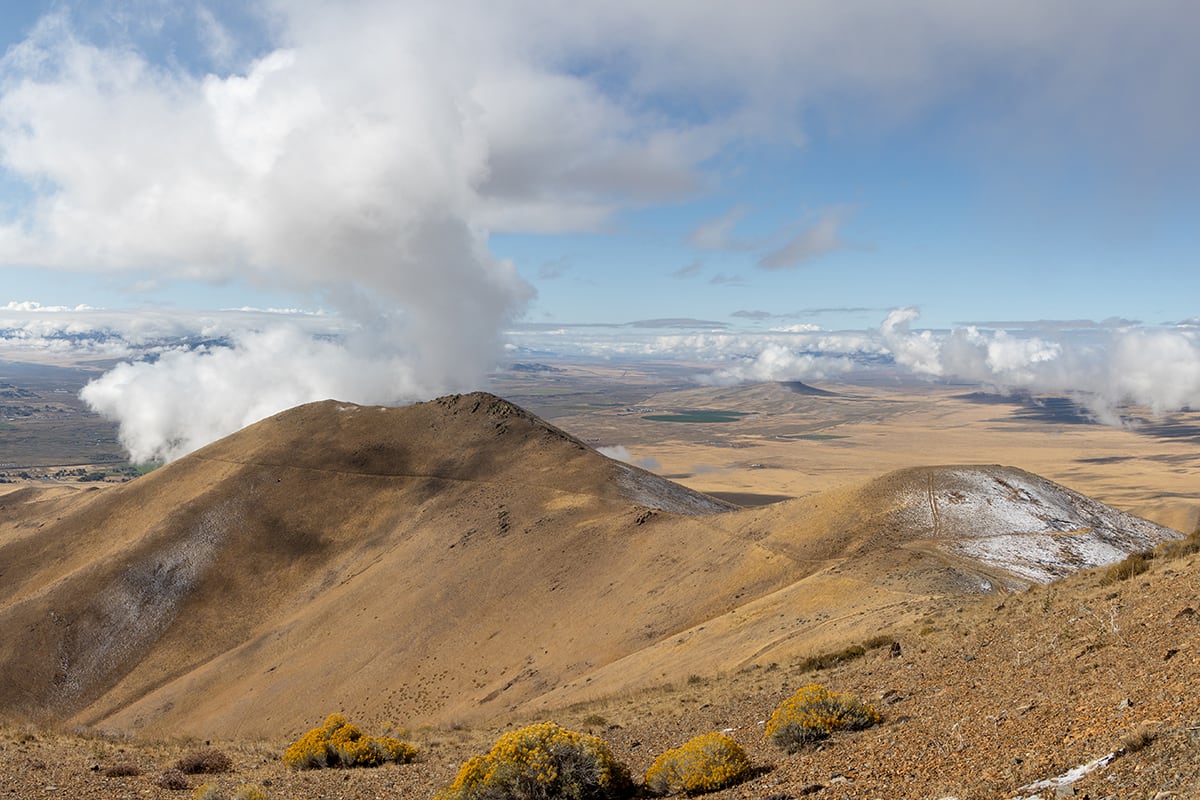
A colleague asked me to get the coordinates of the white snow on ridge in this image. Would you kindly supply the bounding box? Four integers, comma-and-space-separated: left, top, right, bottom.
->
897, 466, 1177, 586
614, 463, 735, 515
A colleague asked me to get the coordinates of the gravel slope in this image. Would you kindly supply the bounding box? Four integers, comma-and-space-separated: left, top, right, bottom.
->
3, 538, 1196, 799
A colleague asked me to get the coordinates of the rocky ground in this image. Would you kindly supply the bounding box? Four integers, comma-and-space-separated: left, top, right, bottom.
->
3, 539, 1197, 800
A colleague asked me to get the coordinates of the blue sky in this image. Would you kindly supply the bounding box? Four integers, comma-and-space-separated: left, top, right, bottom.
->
1, 1, 1198, 461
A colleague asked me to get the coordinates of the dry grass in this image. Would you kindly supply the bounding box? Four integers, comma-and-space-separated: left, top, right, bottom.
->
1120, 725, 1156, 753
794, 635, 896, 673
1157, 528, 1200, 560
1099, 551, 1154, 585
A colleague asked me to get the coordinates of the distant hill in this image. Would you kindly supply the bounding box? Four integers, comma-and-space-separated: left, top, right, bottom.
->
779, 380, 841, 396
0, 393, 1179, 741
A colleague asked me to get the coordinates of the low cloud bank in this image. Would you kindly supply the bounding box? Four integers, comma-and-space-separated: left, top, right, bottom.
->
880, 308, 1200, 422
7, 305, 1197, 459
509, 311, 1200, 425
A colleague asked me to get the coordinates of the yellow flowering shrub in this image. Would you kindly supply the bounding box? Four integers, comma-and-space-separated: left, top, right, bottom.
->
765, 684, 881, 753
435, 721, 632, 800
190, 783, 269, 800
373, 736, 419, 763
281, 728, 330, 770
282, 713, 418, 770
643, 732, 751, 795
193, 784, 223, 800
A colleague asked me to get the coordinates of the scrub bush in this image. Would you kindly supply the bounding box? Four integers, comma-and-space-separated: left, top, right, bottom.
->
643, 732, 751, 795
765, 684, 881, 753
282, 713, 417, 770
155, 768, 191, 790
191, 784, 269, 800
435, 721, 631, 800
177, 747, 232, 774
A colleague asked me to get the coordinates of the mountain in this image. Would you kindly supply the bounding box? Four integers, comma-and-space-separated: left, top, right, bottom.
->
0, 393, 1179, 740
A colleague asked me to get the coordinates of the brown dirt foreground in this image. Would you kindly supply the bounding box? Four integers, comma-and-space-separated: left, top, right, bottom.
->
3, 543, 1197, 800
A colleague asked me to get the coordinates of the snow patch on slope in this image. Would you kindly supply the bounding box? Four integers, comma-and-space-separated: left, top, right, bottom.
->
613, 463, 734, 516
896, 467, 1177, 585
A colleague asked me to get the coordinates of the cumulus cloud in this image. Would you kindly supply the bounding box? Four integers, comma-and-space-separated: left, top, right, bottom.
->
699, 344, 853, 386
879, 307, 943, 375
513, 310, 1200, 427
81, 326, 428, 462
0, 7, 542, 459
1107, 330, 1200, 415
2, 1, 1198, 459
876, 308, 1200, 421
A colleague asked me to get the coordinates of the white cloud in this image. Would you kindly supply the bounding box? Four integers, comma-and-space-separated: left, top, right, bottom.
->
596, 444, 661, 471
2, 300, 95, 312
1107, 329, 1200, 415
80, 325, 430, 463
687, 205, 752, 251
758, 207, 851, 270
1, 1, 1197, 460
879, 307, 943, 375
513, 310, 1200, 426
876, 309, 1200, 420
698, 343, 853, 386
769, 323, 824, 333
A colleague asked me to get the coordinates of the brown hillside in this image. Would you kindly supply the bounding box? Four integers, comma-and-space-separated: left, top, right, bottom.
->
0, 393, 1179, 743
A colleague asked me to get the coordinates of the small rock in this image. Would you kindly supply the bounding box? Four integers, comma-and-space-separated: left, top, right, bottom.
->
1055, 783, 1075, 798
1163, 648, 1179, 661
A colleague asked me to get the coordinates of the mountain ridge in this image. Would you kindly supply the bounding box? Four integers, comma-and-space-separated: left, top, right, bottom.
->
0, 393, 1180, 740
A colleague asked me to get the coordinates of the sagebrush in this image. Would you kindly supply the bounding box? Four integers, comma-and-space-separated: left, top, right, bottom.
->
644, 732, 751, 795
765, 683, 881, 753
177, 747, 232, 775
282, 713, 417, 770
435, 721, 631, 800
